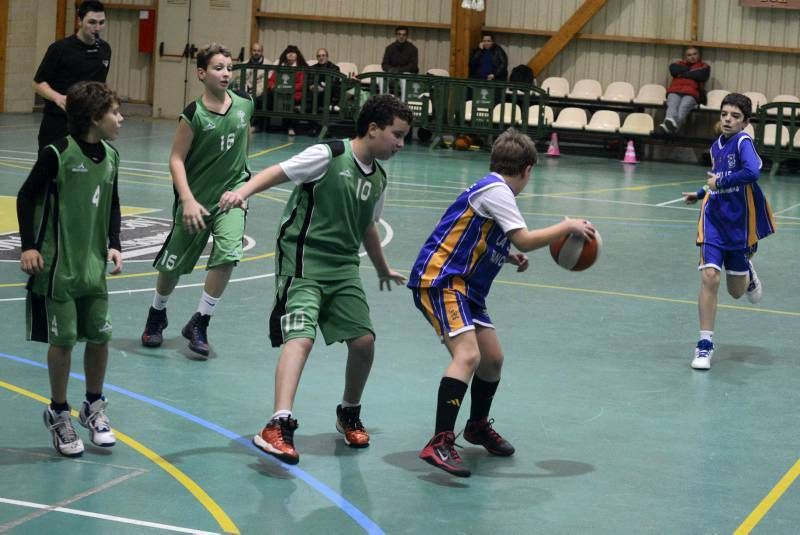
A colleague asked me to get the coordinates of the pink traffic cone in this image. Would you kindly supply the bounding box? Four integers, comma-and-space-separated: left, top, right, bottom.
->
546, 132, 560, 157
622, 140, 638, 164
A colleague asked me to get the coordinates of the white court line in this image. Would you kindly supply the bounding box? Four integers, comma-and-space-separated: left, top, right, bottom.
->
0, 471, 146, 532
657, 196, 687, 206
774, 202, 800, 215
0, 219, 393, 303
0, 497, 219, 534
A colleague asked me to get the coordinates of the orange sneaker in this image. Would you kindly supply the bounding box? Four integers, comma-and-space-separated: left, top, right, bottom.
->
335, 404, 370, 448
253, 417, 299, 464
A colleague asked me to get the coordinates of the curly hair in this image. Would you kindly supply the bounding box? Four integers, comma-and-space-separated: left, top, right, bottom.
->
66, 81, 118, 138
356, 94, 413, 137
196, 43, 231, 70
490, 128, 537, 177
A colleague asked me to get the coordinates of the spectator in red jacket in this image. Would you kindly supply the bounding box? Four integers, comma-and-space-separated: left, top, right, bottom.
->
658, 46, 710, 135
268, 45, 308, 136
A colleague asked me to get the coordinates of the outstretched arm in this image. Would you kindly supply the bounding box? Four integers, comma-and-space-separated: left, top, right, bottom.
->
218, 164, 290, 211
508, 217, 595, 253
363, 223, 406, 291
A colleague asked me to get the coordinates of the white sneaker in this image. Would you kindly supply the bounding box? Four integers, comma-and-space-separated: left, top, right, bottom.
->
287, 128, 296, 136
746, 261, 763, 304
43, 406, 84, 457
691, 340, 714, 370
79, 398, 116, 447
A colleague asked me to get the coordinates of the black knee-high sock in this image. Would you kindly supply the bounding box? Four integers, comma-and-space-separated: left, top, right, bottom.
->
469, 375, 499, 422
435, 377, 468, 434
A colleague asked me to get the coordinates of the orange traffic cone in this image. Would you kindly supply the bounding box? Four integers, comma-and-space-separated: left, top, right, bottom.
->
546, 132, 560, 157
622, 140, 638, 164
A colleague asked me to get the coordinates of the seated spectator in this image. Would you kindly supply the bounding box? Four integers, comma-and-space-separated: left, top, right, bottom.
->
268, 45, 308, 136
308, 48, 341, 108
246, 42, 267, 132
382, 26, 419, 74
469, 33, 508, 82
658, 46, 710, 135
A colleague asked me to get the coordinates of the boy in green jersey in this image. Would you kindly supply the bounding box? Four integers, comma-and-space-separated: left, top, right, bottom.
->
17, 81, 123, 457
219, 94, 412, 464
140, 43, 253, 357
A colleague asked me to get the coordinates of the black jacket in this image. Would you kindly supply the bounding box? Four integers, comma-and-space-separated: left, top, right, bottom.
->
469, 45, 508, 81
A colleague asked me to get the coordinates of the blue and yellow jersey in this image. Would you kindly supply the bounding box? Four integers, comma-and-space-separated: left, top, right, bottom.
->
697, 131, 776, 249
408, 175, 512, 307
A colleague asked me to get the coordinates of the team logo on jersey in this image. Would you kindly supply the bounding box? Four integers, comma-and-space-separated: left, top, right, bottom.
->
0, 215, 256, 263
203, 121, 216, 131
339, 169, 354, 179
237, 110, 247, 128
728, 154, 736, 169
71, 163, 88, 173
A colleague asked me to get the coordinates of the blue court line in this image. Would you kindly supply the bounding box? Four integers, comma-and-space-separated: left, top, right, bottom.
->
0, 351, 384, 535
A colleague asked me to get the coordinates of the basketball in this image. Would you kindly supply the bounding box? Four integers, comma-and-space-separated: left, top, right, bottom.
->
453, 135, 471, 151
549, 229, 602, 271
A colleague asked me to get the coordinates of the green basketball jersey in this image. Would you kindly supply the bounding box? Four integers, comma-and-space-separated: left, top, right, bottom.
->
276, 140, 387, 280
29, 136, 119, 300
180, 89, 253, 209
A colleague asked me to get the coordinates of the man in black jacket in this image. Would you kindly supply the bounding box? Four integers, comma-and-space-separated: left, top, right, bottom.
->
469, 33, 508, 82
381, 27, 419, 74
32, 1, 111, 149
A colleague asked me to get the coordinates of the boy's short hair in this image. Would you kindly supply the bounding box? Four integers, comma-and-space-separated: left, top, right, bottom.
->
78, 1, 105, 19
356, 94, 413, 137
395, 26, 409, 34
196, 43, 231, 71
490, 128, 537, 176
66, 81, 118, 138
721, 92, 753, 120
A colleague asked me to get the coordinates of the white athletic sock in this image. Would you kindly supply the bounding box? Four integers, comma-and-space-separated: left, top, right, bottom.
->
700, 330, 713, 343
196, 291, 220, 317
341, 400, 360, 409
272, 410, 292, 421
152, 292, 169, 311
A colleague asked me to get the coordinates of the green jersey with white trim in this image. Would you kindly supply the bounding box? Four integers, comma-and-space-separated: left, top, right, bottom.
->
29, 136, 119, 300
276, 139, 387, 280
180, 89, 253, 209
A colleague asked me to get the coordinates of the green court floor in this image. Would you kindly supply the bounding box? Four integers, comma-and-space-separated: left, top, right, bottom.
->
1, 113, 798, 534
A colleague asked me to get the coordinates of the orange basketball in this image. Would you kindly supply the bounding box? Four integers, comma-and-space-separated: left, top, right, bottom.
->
549, 229, 602, 271
453, 135, 471, 151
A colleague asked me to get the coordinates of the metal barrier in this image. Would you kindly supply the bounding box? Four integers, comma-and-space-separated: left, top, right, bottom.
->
232, 65, 551, 143
755, 102, 800, 172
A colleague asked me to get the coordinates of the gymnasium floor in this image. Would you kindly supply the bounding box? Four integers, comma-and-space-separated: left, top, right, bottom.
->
1, 113, 798, 534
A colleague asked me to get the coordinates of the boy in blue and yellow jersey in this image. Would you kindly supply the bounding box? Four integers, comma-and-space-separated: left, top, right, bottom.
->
682, 93, 775, 370
140, 43, 253, 357
408, 129, 596, 477
17, 81, 123, 457
218, 94, 412, 465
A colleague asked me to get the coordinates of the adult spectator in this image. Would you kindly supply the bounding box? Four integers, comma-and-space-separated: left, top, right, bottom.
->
308, 48, 341, 107
469, 33, 508, 82
245, 42, 267, 97
246, 42, 267, 132
658, 46, 710, 135
267, 45, 308, 136
381, 26, 419, 74
33, 1, 111, 149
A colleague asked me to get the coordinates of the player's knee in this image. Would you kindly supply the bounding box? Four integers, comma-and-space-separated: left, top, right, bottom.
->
347, 334, 375, 358
700, 268, 720, 290
728, 285, 745, 299
454, 350, 480, 372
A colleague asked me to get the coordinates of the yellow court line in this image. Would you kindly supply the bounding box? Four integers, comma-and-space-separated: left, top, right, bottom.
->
492, 279, 800, 317
254, 192, 290, 203
0, 380, 239, 535
0, 252, 275, 288
248, 142, 294, 159
0, 160, 34, 171
734, 457, 800, 534
520, 180, 701, 198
